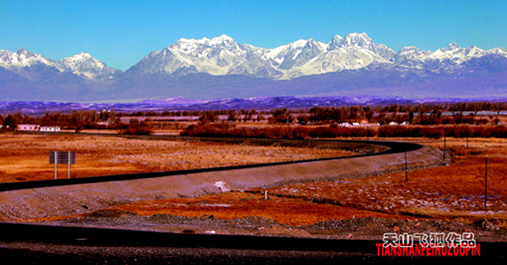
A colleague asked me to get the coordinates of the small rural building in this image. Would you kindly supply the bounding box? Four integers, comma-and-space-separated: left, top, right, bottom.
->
16, 124, 40, 131
97, 121, 109, 127
40, 126, 61, 132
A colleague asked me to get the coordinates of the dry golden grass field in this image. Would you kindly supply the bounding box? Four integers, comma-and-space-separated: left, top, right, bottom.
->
0, 133, 355, 183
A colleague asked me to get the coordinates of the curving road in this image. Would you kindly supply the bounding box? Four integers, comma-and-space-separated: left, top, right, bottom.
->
0, 136, 419, 192
2, 136, 501, 263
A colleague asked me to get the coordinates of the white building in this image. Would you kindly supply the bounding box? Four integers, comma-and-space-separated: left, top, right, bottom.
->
40, 126, 61, 132
16, 124, 40, 131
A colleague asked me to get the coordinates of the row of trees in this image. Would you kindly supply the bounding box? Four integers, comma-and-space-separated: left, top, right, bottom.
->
2, 101, 507, 134
0, 110, 152, 135
0, 110, 116, 129
302, 106, 500, 126
196, 104, 504, 125
3, 107, 492, 131
182, 124, 507, 139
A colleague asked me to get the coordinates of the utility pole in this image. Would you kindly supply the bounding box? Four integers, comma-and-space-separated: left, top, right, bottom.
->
68, 151, 71, 179
485, 158, 488, 208
54, 152, 57, 180
287, 116, 290, 136
442, 132, 446, 164
466, 126, 469, 149
405, 151, 408, 182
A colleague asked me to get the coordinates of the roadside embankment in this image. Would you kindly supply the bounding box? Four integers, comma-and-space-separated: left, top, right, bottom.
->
0, 140, 442, 221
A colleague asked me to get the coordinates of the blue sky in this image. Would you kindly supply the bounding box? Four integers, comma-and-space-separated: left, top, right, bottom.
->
1, 0, 506, 71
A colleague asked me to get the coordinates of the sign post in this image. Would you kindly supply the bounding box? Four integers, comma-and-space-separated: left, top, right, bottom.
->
443, 132, 446, 163
50, 151, 76, 180
54, 152, 57, 180
405, 151, 408, 182
68, 151, 71, 179
485, 158, 488, 208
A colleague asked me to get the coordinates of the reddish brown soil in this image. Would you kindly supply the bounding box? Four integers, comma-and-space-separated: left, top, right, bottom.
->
28, 191, 409, 226
108, 192, 409, 226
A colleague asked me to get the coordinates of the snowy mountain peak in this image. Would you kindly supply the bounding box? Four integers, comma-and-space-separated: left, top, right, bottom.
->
0, 48, 121, 80
327, 32, 389, 55
129, 32, 404, 79
131, 35, 260, 76
328, 35, 344, 50
59, 53, 121, 80
326, 33, 395, 62
327, 33, 374, 50
304, 39, 328, 51
290, 39, 309, 48
398, 46, 422, 53
173, 35, 237, 47
3, 33, 507, 102
342, 32, 373, 48
395, 46, 431, 62
209, 35, 235, 45
0, 48, 52, 69
443, 42, 461, 51
5, 32, 500, 85
62, 53, 94, 62
394, 42, 504, 68
173, 37, 201, 48
173, 37, 210, 50
170, 35, 242, 59
14, 48, 37, 60
75, 52, 92, 58
17, 48, 28, 55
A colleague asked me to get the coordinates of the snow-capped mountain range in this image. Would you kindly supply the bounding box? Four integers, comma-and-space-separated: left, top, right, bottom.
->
0, 48, 121, 80
1, 32, 507, 101
126, 32, 506, 80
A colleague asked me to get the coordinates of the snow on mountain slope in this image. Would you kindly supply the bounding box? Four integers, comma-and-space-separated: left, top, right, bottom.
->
5, 32, 504, 84
394, 43, 507, 75
2, 32, 507, 102
328, 32, 395, 61
0, 49, 121, 80
262, 39, 327, 67
127, 33, 404, 79
287, 33, 395, 77
397, 43, 507, 64
60, 53, 122, 80
0, 48, 57, 77
127, 35, 279, 78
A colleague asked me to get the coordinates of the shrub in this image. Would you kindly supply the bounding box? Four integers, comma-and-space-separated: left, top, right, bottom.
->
121, 121, 153, 135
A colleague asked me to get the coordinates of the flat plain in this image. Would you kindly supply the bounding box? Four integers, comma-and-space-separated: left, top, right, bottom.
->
1, 133, 506, 242
0, 133, 356, 182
